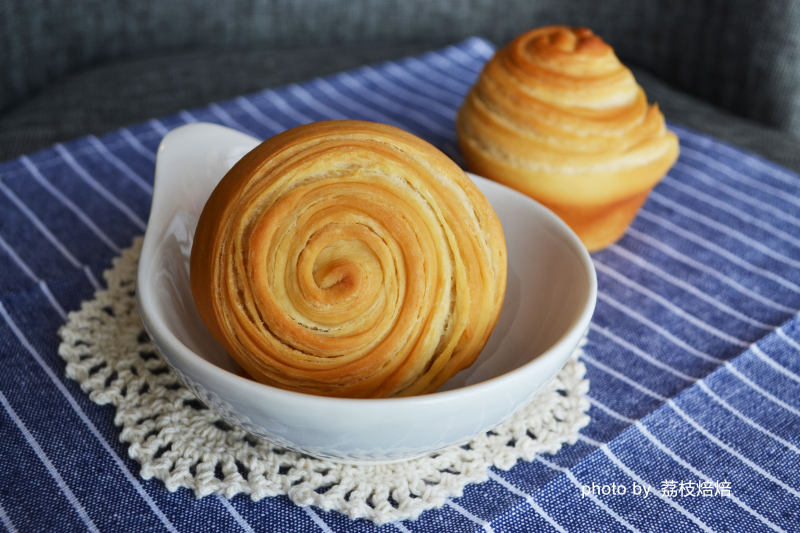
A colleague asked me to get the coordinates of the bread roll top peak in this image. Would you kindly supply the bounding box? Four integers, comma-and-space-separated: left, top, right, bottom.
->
457, 26, 679, 251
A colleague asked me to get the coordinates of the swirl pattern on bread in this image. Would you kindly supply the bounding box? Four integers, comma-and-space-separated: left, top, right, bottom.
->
457, 26, 679, 251
190, 121, 506, 397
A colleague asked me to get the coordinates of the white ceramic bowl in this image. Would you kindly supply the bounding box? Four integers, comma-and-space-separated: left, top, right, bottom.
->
137, 122, 596, 463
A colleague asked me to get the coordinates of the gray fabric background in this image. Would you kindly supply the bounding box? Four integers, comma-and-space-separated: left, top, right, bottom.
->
2, 0, 799, 170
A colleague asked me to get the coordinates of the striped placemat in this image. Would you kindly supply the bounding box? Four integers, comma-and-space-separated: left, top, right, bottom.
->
1, 37, 799, 532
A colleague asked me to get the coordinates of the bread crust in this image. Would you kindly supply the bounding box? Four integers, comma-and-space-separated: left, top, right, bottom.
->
191, 121, 507, 397
457, 26, 679, 251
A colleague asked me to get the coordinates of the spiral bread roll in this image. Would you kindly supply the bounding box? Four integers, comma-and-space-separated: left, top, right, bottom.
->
191, 121, 507, 398
457, 26, 679, 251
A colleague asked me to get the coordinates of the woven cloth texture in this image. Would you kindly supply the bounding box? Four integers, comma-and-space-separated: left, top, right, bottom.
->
1, 38, 799, 532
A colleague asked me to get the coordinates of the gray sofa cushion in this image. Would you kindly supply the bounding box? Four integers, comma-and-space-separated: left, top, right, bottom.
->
0, 44, 433, 159
4, 0, 800, 132
1, 0, 798, 167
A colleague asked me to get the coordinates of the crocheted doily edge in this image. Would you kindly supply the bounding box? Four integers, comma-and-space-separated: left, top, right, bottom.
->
58, 238, 591, 524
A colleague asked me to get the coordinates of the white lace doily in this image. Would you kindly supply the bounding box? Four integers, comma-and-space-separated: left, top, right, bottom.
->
58, 239, 590, 524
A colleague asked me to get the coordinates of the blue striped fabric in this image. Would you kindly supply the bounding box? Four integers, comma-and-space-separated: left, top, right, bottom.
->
1, 37, 799, 532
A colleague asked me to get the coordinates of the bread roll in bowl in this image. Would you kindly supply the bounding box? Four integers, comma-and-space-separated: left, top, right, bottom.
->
190, 121, 506, 398
457, 26, 679, 251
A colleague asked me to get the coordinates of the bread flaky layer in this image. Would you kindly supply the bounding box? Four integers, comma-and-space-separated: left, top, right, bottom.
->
457, 26, 679, 250
190, 120, 507, 397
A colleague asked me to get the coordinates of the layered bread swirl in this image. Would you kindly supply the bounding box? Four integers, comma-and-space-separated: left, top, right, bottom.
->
457, 26, 679, 251
190, 121, 507, 398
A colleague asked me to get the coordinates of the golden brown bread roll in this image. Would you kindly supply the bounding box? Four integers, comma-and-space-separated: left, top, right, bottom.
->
190, 120, 507, 398
457, 26, 679, 251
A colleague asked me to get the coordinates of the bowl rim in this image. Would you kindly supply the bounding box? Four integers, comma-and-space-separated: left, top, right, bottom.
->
136, 126, 597, 410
